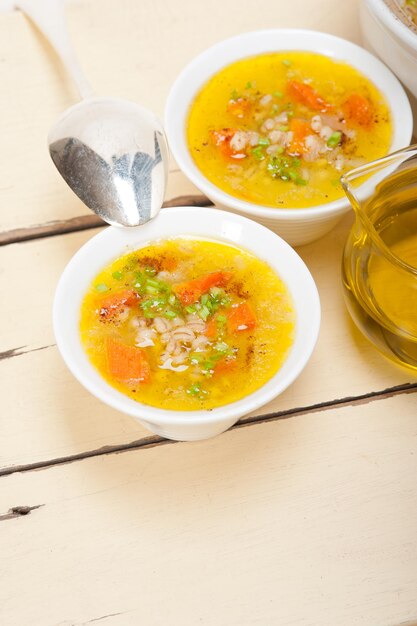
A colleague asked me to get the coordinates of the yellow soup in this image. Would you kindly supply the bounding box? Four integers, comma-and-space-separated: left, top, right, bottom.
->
187, 52, 392, 208
80, 239, 295, 410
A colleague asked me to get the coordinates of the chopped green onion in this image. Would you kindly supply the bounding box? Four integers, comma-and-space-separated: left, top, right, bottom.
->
145, 285, 159, 295
185, 304, 197, 314
278, 125, 289, 132
187, 383, 202, 396
199, 304, 211, 321
251, 146, 265, 161
95, 283, 109, 292
210, 287, 222, 297
112, 271, 123, 280
214, 341, 229, 353
164, 310, 177, 319
245, 81, 253, 89
190, 353, 204, 364
200, 294, 209, 306
275, 146, 285, 155
220, 295, 231, 307
230, 89, 239, 100
258, 136, 270, 146
273, 90, 283, 98
144, 266, 157, 276
282, 59, 292, 67
327, 131, 342, 148
217, 314, 227, 323
168, 294, 177, 306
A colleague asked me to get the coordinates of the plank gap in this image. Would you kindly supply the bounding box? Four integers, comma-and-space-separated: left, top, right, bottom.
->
1, 381, 416, 478
0, 194, 213, 246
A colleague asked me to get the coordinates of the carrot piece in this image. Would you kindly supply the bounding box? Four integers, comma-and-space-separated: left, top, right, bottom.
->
214, 357, 237, 376
205, 318, 218, 340
288, 118, 312, 155
98, 289, 139, 320
174, 271, 232, 305
227, 302, 257, 333
106, 337, 151, 383
227, 97, 251, 119
209, 128, 247, 160
287, 80, 333, 112
342, 94, 374, 127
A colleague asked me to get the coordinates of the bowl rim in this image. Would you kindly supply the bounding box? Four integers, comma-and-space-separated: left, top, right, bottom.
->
364, 0, 417, 50
165, 27, 413, 220
53, 207, 321, 427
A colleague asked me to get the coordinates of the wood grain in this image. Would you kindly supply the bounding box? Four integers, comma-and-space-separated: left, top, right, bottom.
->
1, 395, 416, 626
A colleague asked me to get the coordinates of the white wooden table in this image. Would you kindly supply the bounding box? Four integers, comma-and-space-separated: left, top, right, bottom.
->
1, 1, 416, 624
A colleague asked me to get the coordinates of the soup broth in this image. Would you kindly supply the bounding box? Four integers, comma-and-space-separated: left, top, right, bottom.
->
80, 239, 295, 410
187, 52, 392, 208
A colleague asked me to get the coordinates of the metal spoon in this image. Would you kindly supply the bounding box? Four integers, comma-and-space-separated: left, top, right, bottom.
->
15, 0, 169, 227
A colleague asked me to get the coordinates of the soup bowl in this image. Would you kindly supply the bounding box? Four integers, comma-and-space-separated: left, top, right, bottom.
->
165, 29, 412, 246
53, 207, 320, 441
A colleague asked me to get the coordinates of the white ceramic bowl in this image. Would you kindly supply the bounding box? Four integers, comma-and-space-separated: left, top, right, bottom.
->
53, 207, 320, 441
165, 29, 412, 246
360, 0, 417, 125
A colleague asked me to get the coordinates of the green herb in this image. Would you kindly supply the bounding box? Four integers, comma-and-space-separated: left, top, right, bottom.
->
216, 314, 227, 324
278, 125, 289, 132
273, 90, 283, 98
214, 341, 230, 353
282, 59, 292, 67
200, 294, 209, 306
190, 353, 204, 364
112, 271, 123, 280
145, 285, 159, 295
163, 310, 177, 319
220, 295, 231, 307
187, 383, 207, 397
245, 81, 253, 89
144, 266, 157, 276
267, 154, 308, 185
185, 304, 197, 314
258, 136, 270, 146
251, 146, 265, 161
327, 131, 342, 148
168, 294, 177, 306
199, 304, 211, 321
230, 89, 239, 100
95, 283, 109, 293
275, 146, 285, 155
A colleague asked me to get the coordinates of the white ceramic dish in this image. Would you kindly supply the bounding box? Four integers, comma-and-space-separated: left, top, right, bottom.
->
53, 207, 320, 441
165, 29, 412, 246
360, 0, 417, 126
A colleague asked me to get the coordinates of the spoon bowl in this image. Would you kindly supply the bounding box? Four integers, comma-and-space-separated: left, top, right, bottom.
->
48, 97, 169, 227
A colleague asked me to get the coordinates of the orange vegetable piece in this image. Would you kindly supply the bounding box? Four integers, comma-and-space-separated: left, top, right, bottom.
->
227, 97, 251, 119
106, 337, 151, 384
98, 289, 139, 321
174, 271, 232, 305
227, 302, 257, 333
287, 80, 333, 112
214, 357, 237, 376
205, 318, 218, 340
288, 118, 312, 156
209, 128, 247, 160
342, 94, 374, 127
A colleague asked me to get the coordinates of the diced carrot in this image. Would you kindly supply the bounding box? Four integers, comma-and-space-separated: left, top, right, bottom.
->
174, 271, 232, 305
227, 97, 251, 119
227, 302, 257, 333
98, 289, 139, 321
205, 317, 218, 340
288, 118, 312, 155
209, 128, 247, 160
106, 337, 151, 384
342, 94, 374, 127
214, 357, 237, 376
287, 80, 333, 112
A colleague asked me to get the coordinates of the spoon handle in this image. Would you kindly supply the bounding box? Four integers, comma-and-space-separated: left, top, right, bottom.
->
15, 0, 93, 99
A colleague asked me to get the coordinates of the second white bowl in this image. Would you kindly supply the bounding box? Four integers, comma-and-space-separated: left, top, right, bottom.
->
165, 29, 412, 246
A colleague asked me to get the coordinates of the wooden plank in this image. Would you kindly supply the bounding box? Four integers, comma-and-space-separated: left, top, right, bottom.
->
0, 0, 360, 234
1, 216, 416, 470
0, 395, 416, 626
